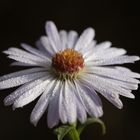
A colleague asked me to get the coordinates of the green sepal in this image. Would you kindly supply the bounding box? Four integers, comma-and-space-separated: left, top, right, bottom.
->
54, 125, 80, 140
54, 118, 106, 140
67, 127, 80, 140
77, 118, 106, 136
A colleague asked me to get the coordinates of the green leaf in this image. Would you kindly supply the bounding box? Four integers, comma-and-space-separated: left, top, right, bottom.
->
54, 125, 74, 140
77, 118, 106, 136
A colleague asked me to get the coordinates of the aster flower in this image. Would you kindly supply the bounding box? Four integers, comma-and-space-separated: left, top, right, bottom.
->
0, 21, 140, 129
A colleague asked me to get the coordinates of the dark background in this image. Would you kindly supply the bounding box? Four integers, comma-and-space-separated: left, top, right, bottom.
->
0, 0, 140, 140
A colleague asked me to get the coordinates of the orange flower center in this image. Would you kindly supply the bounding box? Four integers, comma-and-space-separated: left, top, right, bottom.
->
52, 49, 84, 76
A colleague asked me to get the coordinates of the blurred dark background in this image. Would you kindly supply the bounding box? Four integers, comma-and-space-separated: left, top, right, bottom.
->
0, 0, 140, 140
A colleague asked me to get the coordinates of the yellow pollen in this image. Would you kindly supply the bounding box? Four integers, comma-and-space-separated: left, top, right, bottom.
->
52, 48, 84, 78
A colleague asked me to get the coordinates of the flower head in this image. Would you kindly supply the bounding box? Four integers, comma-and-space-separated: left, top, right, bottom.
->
0, 21, 140, 128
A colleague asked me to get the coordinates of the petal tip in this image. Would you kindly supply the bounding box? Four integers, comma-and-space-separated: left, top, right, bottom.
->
30, 118, 38, 127
45, 21, 56, 30
3, 98, 9, 106
136, 56, 140, 60
130, 94, 135, 99
118, 104, 123, 109
12, 105, 16, 110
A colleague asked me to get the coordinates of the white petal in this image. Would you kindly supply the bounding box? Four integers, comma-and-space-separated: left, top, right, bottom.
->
67, 31, 78, 49
4, 76, 49, 106
0, 69, 48, 90
75, 96, 87, 123
40, 36, 55, 56
4, 48, 46, 63
84, 74, 135, 98
75, 80, 103, 117
82, 41, 96, 60
30, 79, 56, 126
85, 66, 140, 83
80, 75, 125, 109
91, 47, 127, 60
13, 77, 52, 108
11, 62, 35, 67
30, 93, 50, 126
59, 30, 67, 50
36, 39, 50, 54
59, 83, 68, 124
62, 81, 77, 124
0, 67, 45, 82
47, 81, 61, 128
0, 71, 47, 90
45, 21, 61, 51
7, 55, 38, 65
93, 41, 112, 52
58, 81, 77, 124
102, 78, 138, 90
7, 54, 41, 65
74, 28, 95, 51
86, 55, 140, 66
7, 55, 48, 67
115, 66, 140, 78
21, 43, 50, 60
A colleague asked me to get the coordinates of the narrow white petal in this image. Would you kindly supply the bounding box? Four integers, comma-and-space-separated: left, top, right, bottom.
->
93, 41, 112, 52
74, 28, 95, 51
11, 62, 35, 67
80, 74, 133, 108
13, 77, 52, 108
47, 81, 61, 128
85, 66, 140, 83
102, 78, 138, 90
45, 21, 61, 51
40, 36, 55, 56
4, 48, 46, 63
21, 43, 50, 60
59, 30, 67, 50
75, 96, 87, 123
0, 67, 45, 82
7, 55, 48, 67
83, 74, 135, 98
59, 83, 68, 124
84, 41, 111, 62
7, 55, 39, 65
30, 93, 50, 126
67, 31, 78, 49
7, 53, 40, 65
10, 61, 51, 70
86, 55, 140, 66
115, 66, 131, 72
4, 76, 49, 106
30, 79, 56, 126
58, 81, 77, 124
0, 71, 47, 90
91, 48, 127, 60
82, 41, 96, 59
63, 81, 77, 124
115, 66, 140, 78
36, 39, 50, 55
75, 80, 103, 117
